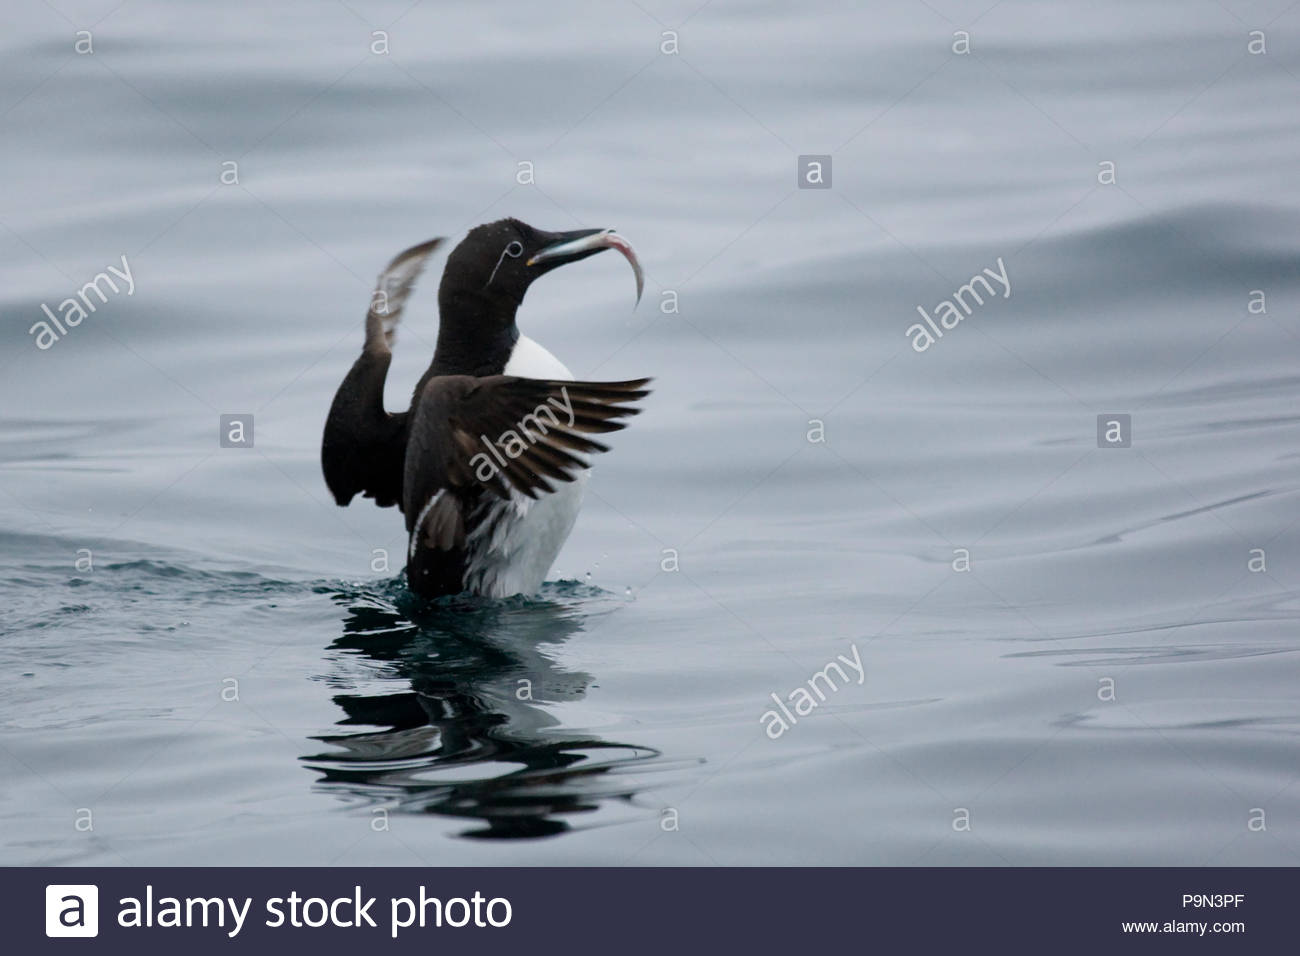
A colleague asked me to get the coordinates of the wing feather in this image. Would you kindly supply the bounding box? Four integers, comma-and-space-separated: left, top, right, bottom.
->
321, 238, 444, 508
402, 375, 652, 548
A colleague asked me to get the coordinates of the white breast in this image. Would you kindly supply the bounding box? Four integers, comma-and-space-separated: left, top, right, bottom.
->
504, 333, 576, 379
464, 335, 587, 597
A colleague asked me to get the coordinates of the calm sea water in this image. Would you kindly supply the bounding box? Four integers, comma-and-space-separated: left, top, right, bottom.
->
2, 0, 1299, 865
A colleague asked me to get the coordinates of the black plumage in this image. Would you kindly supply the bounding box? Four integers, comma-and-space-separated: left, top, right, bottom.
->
321, 219, 650, 598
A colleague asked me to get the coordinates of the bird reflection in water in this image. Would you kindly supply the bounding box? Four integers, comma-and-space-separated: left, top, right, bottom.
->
303, 581, 672, 840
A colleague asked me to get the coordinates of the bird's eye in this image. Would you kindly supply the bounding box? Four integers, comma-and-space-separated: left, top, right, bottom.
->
505, 241, 523, 258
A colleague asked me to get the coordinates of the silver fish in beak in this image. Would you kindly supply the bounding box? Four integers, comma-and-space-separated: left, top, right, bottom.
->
527, 228, 644, 307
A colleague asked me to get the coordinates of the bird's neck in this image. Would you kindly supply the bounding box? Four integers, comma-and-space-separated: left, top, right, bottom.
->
423, 292, 520, 380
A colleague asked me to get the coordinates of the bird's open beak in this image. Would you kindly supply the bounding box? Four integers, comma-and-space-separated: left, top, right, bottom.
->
527, 228, 644, 307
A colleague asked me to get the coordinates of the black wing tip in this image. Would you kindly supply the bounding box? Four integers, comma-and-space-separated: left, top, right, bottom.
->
572, 433, 612, 453
569, 376, 653, 390
562, 380, 653, 405
503, 375, 651, 392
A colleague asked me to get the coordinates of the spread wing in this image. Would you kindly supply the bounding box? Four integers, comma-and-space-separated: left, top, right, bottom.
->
321, 237, 444, 508
403, 375, 652, 550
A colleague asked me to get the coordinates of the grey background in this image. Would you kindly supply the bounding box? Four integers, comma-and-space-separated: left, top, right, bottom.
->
1, 0, 1299, 865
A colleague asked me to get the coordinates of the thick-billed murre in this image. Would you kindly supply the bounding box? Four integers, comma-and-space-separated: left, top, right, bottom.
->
321, 218, 651, 599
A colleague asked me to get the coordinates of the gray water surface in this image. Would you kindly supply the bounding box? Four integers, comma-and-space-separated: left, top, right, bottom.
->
2, 0, 1299, 865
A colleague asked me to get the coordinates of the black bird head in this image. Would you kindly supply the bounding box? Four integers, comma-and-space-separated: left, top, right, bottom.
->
437, 218, 643, 317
